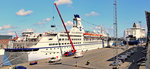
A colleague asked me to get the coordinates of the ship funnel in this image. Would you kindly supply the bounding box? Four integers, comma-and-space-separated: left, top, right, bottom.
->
74, 14, 80, 18
71, 14, 85, 33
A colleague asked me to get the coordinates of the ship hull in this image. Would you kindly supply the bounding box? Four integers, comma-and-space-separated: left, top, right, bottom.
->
3, 41, 113, 65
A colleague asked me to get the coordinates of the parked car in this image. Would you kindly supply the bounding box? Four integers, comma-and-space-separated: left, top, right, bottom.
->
49, 56, 61, 63
129, 50, 134, 54
29, 61, 38, 65
126, 52, 131, 57
13, 66, 27, 69
120, 55, 127, 60
112, 42, 123, 46
118, 57, 125, 63
109, 60, 122, 66
141, 50, 147, 53
74, 51, 83, 58
136, 57, 146, 63
137, 61, 146, 66
142, 46, 147, 50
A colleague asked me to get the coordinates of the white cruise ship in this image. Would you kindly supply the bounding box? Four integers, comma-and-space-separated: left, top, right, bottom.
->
3, 14, 113, 65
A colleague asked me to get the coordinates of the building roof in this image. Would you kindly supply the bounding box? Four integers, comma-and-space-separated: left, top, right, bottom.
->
0, 35, 12, 39
0, 39, 12, 46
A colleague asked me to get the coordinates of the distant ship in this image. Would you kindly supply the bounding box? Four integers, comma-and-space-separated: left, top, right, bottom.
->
3, 14, 114, 65
123, 23, 146, 45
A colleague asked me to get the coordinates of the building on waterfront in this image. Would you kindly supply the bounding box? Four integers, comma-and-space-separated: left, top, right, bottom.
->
0, 35, 12, 48
146, 11, 150, 69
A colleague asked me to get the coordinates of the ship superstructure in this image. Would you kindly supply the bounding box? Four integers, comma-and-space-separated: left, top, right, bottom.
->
124, 23, 146, 45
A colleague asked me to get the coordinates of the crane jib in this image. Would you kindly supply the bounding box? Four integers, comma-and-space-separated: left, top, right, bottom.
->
54, 3, 76, 53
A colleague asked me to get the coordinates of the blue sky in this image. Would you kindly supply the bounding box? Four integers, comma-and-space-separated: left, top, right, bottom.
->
0, 0, 149, 37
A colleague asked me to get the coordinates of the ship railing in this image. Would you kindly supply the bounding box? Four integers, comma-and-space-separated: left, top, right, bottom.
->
12, 40, 39, 43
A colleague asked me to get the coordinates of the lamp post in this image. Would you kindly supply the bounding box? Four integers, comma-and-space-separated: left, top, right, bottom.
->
113, 0, 119, 69
139, 21, 142, 46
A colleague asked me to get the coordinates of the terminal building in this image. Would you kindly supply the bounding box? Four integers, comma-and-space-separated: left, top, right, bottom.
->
0, 35, 12, 48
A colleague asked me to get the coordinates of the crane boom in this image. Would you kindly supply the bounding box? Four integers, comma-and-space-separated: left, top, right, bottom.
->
54, 3, 76, 53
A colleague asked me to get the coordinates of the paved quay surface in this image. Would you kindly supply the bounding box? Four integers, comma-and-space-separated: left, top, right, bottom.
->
0, 45, 146, 69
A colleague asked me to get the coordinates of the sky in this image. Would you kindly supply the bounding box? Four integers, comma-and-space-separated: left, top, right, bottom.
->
0, 0, 150, 37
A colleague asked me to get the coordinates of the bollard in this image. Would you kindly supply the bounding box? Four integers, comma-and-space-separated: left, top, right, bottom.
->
85, 61, 90, 65
75, 61, 77, 67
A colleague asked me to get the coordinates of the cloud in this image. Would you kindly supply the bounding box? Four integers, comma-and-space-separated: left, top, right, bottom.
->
0, 25, 13, 30
0, 27, 2, 30
36, 22, 47, 25
65, 21, 73, 26
7, 32, 15, 35
55, 0, 72, 5
24, 29, 34, 32
85, 11, 99, 16
3, 25, 12, 29
43, 18, 51, 22
35, 18, 51, 25
16, 9, 33, 16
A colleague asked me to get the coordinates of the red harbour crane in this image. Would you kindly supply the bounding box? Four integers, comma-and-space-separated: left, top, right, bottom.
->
54, 3, 76, 56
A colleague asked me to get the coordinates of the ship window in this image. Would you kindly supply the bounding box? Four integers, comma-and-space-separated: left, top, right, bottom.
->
57, 52, 59, 53
59, 43, 61, 45
49, 38, 53, 40
62, 43, 64, 45
46, 49, 48, 50
57, 48, 59, 49
50, 48, 52, 50
59, 39, 61, 41
45, 53, 47, 55
54, 52, 55, 54
50, 53, 51, 54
